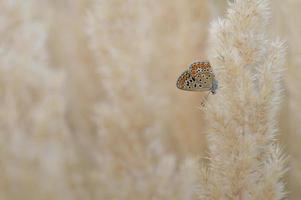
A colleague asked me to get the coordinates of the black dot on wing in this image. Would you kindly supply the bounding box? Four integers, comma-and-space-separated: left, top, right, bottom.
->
192, 77, 195, 81
194, 84, 197, 87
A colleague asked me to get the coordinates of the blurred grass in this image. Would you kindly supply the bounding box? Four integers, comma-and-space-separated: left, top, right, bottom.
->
0, 0, 300, 199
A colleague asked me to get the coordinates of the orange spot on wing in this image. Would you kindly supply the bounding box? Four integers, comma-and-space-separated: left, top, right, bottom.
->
178, 77, 185, 87
177, 72, 190, 88
191, 63, 202, 76
190, 62, 212, 76
203, 62, 210, 68
191, 68, 198, 76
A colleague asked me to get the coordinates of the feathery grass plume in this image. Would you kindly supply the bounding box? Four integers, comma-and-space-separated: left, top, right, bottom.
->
83, 0, 213, 198
273, 0, 301, 199
199, 0, 288, 199
86, 0, 212, 158
0, 1, 72, 200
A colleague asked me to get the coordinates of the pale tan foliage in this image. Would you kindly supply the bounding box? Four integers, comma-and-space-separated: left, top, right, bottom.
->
272, 0, 301, 199
0, 0, 211, 199
0, 1, 73, 200
0, 0, 295, 199
86, 0, 212, 157
84, 0, 211, 198
199, 0, 287, 199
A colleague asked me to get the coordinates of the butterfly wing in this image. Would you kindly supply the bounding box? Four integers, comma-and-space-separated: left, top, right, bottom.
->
194, 72, 213, 90
189, 61, 212, 77
177, 61, 217, 92
176, 70, 212, 91
176, 70, 191, 90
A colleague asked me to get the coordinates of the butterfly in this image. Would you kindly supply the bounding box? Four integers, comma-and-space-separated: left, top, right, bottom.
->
176, 61, 218, 94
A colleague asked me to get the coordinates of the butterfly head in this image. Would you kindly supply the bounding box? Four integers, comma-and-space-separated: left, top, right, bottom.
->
210, 78, 218, 94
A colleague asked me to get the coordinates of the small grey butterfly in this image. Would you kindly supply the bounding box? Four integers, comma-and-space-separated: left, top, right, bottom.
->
176, 61, 218, 94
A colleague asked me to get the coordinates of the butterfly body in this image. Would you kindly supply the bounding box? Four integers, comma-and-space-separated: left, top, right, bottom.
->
176, 61, 218, 94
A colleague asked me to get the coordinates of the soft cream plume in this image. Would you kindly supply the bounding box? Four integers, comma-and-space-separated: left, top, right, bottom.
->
199, 0, 287, 199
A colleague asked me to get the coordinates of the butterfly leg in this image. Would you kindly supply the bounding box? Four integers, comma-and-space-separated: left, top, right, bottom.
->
200, 91, 211, 107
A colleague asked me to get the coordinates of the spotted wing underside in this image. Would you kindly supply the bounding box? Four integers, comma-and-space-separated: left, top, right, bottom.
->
176, 70, 213, 91
189, 61, 213, 76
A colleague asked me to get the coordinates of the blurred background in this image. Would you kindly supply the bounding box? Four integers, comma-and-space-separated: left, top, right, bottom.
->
0, 0, 300, 199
